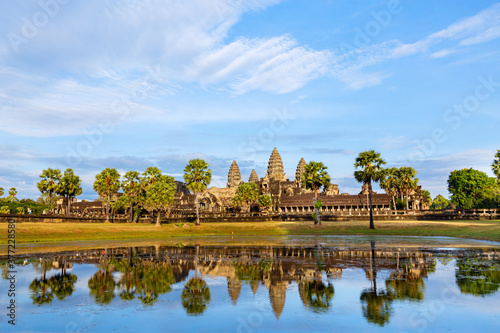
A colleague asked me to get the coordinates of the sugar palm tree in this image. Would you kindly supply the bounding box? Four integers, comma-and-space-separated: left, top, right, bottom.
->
122, 171, 141, 222
184, 159, 212, 226
8, 187, 17, 203
492, 149, 500, 183
380, 167, 398, 212
37, 168, 61, 213
140, 166, 163, 223
302, 161, 331, 225
93, 168, 121, 222
354, 151, 386, 229
56, 169, 82, 214
396, 167, 418, 210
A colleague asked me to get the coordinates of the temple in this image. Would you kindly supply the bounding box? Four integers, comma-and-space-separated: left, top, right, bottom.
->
65, 147, 429, 218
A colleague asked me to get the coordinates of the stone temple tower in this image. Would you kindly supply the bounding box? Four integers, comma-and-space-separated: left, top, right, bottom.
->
249, 169, 259, 183
227, 160, 241, 188
267, 147, 286, 182
295, 157, 307, 187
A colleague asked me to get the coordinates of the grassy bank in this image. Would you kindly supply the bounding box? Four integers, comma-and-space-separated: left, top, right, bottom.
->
1, 220, 500, 244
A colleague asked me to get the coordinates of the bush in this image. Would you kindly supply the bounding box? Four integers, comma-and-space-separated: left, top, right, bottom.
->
0, 206, 10, 214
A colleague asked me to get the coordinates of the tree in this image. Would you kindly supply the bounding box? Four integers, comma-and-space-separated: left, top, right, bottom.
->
0, 187, 4, 198
122, 171, 141, 222
8, 187, 17, 203
302, 161, 331, 225
395, 167, 419, 210
183, 159, 212, 226
380, 167, 398, 211
448, 168, 497, 209
144, 175, 177, 226
232, 183, 259, 212
430, 194, 450, 210
354, 151, 386, 229
93, 168, 121, 222
37, 168, 61, 214
257, 194, 272, 212
56, 169, 82, 215
492, 149, 500, 183
420, 190, 432, 208
141, 166, 163, 223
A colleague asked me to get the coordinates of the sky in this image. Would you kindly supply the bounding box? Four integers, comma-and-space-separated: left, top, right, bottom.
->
1, 0, 499, 201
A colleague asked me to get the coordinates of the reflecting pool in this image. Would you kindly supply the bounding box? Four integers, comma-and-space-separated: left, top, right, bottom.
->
1, 236, 499, 332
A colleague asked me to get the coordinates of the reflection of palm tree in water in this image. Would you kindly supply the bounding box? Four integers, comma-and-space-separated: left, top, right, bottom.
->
29, 259, 55, 306
181, 245, 211, 316
299, 244, 335, 313
88, 249, 116, 305
360, 241, 393, 326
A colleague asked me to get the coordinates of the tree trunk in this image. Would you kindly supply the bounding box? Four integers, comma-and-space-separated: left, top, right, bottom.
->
48, 191, 52, 214
314, 189, 320, 225
129, 202, 134, 222
368, 182, 374, 229
156, 211, 161, 226
106, 195, 110, 222
370, 241, 376, 291
195, 192, 200, 225
67, 195, 71, 215
406, 195, 409, 210
392, 196, 396, 213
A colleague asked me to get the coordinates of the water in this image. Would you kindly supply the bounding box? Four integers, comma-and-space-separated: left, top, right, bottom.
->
1, 236, 499, 332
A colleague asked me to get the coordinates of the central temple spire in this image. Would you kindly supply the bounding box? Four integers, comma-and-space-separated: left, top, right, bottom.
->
267, 147, 286, 181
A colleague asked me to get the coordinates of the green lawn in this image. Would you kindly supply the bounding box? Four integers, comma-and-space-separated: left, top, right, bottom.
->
2, 220, 499, 244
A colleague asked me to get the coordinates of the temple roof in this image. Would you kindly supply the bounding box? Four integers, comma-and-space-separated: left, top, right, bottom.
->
267, 147, 286, 181
249, 169, 259, 183
227, 160, 241, 188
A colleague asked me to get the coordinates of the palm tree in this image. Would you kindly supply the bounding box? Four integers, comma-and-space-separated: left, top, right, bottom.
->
0, 187, 4, 198
183, 159, 212, 226
140, 166, 163, 223
380, 167, 398, 212
37, 168, 61, 214
354, 151, 386, 229
93, 168, 121, 222
56, 169, 82, 214
8, 187, 17, 203
492, 149, 500, 183
396, 167, 418, 210
302, 161, 331, 225
122, 171, 141, 222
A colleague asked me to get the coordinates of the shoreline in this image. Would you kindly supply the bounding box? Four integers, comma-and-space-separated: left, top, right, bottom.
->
1, 220, 499, 246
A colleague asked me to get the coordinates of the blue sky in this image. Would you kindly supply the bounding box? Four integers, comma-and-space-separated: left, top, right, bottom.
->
1, 0, 499, 201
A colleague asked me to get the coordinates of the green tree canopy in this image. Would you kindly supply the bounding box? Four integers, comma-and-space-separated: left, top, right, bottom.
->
184, 159, 212, 225
122, 171, 141, 222
354, 151, 386, 229
8, 187, 17, 203
37, 168, 61, 213
431, 194, 451, 210
181, 277, 211, 316
93, 168, 121, 222
0, 187, 4, 198
257, 194, 272, 211
232, 182, 259, 212
144, 175, 177, 226
492, 149, 500, 183
302, 161, 330, 225
447, 168, 498, 209
56, 169, 82, 214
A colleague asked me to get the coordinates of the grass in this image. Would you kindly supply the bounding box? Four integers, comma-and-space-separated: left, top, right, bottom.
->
2, 220, 500, 245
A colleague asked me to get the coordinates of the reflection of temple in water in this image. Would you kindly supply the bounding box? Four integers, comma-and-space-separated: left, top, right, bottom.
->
28, 244, 446, 319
